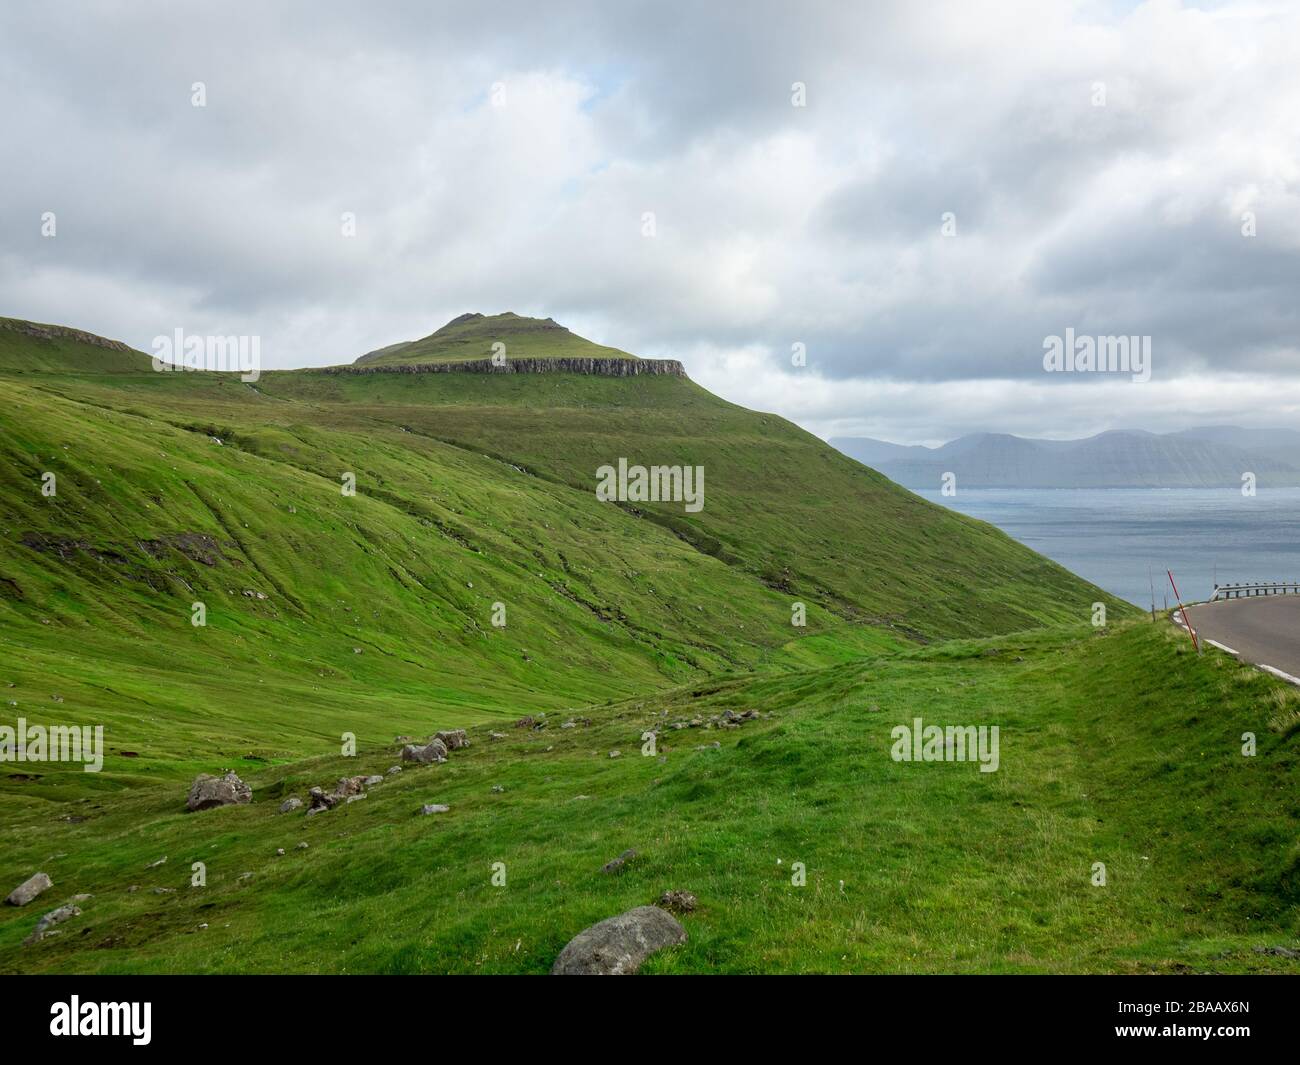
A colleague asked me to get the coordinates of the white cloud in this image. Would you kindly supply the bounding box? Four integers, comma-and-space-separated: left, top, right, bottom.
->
1, 0, 1297, 442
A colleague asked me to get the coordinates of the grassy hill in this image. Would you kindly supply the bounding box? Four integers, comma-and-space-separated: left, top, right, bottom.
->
2, 314, 1294, 973
354, 312, 639, 367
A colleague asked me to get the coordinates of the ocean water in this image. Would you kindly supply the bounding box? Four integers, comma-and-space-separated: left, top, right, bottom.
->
913, 487, 1300, 608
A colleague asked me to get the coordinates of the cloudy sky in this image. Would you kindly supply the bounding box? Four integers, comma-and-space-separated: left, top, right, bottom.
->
2, 0, 1298, 444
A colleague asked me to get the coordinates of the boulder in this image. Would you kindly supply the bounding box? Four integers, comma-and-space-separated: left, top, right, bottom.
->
434, 728, 469, 751
551, 906, 687, 975
364, 775, 384, 787
5, 872, 52, 907
186, 771, 251, 812
420, 803, 450, 815
402, 738, 447, 765
278, 797, 303, 814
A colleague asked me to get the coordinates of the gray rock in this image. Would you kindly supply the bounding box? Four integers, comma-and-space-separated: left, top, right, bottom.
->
364, 775, 384, 786
386, 765, 402, 776
434, 729, 469, 751
491, 785, 505, 793
5, 872, 52, 907
186, 771, 251, 812
278, 797, 303, 813
146, 856, 167, 869
402, 739, 448, 764
551, 906, 687, 975
24, 903, 81, 945
307, 786, 338, 813
275, 848, 285, 856
658, 889, 698, 914
296, 842, 309, 850
601, 848, 638, 874
420, 803, 450, 815
609, 750, 621, 759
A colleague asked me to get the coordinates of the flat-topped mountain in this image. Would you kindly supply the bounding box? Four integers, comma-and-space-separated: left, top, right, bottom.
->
354, 311, 641, 367
0, 317, 151, 374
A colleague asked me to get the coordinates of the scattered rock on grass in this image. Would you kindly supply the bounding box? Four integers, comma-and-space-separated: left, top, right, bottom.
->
601, 849, 638, 874
420, 804, 450, 815
24, 903, 81, 945
658, 890, 698, 914
434, 729, 469, 751
279, 797, 303, 814
550, 906, 686, 975
186, 771, 251, 812
402, 739, 447, 765
1255, 945, 1300, 959
5, 872, 52, 907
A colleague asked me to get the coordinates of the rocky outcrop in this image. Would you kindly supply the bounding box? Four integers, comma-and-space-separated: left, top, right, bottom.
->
0, 317, 136, 353
320, 357, 685, 378
551, 906, 687, 975
186, 771, 251, 812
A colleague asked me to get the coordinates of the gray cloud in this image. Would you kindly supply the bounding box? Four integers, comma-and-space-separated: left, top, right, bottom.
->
1, 0, 1298, 442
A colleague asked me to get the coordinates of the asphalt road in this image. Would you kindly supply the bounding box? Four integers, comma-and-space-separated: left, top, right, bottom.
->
1183, 596, 1300, 681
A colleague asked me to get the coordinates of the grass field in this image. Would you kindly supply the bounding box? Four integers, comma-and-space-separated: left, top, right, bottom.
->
1, 316, 1295, 973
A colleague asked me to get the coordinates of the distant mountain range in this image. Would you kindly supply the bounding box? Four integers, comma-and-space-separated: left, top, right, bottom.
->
829, 427, 1300, 489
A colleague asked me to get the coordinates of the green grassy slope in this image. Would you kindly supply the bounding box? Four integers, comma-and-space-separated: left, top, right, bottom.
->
261, 369, 1123, 639
2, 620, 1296, 974
354, 312, 638, 366
2, 371, 907, 792
0, 318, 154, 374
10, 316, 1275, 976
